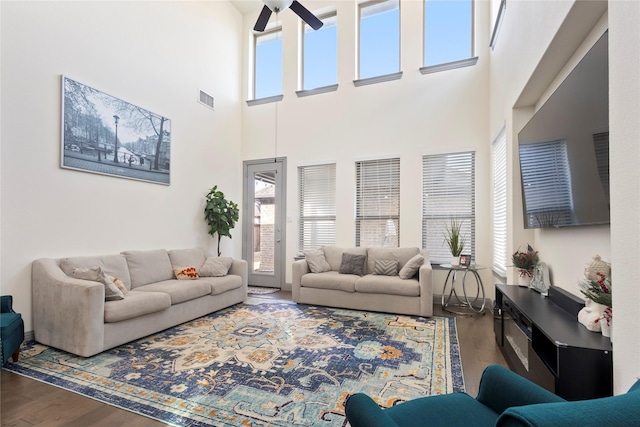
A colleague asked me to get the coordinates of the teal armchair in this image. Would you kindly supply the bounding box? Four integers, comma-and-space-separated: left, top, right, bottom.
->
345, 364, 640, 427
0, 295, 24, 367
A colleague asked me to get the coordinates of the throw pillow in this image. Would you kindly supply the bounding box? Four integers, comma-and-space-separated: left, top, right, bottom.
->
339, 253, 367, 276
110, 276, 128, 294
200, 257, 233, 277
304, 248, 331, 273
373, 259, 399, 276
399, 254, 424, 279
173, 266, 199, 280
72, 267, 125, 301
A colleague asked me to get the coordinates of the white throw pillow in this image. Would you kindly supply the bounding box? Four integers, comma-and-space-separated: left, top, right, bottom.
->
304, 248, 331, 273
398, 254, 424, 279
200, 257, 233, 277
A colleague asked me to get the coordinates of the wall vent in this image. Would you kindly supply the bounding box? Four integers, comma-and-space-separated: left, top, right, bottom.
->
198, 90, 215, 110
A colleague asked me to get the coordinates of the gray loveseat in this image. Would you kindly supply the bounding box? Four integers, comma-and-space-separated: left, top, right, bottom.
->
292, 246, 433, 317
32, 247, 247, 357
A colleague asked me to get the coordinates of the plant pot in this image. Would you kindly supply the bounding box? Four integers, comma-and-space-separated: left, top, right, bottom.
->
517, 269, 532, 287
451, 256, 460, 267
601, 317, 612, 338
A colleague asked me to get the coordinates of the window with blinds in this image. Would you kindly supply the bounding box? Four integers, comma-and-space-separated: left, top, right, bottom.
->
355, 158, 400, 247
298, 164, 336, 253
492, 129, 507, 277
520, 140, 574, 228
422, 151, 475, 264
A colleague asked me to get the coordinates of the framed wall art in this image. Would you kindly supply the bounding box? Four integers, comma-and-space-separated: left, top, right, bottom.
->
61, 75, 171, 185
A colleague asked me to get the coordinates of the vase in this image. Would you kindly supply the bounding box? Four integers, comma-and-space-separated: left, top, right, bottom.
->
517, 269, 531, 287
450, 256, 460, 267
601, 317, 611, 338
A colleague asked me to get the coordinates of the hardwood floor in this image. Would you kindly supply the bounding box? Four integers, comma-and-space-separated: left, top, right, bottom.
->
0, 291, 506, 426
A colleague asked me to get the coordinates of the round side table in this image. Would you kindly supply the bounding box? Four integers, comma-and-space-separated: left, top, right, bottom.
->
438, 264, 486, 316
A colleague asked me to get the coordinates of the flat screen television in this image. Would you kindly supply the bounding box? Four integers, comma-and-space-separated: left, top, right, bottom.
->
518, 31, 609, 229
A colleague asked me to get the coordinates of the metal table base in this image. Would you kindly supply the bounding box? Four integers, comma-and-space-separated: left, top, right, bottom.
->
439, 264, 486, 316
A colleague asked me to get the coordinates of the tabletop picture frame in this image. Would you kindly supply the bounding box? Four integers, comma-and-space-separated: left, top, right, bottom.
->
459, 254, 472, 267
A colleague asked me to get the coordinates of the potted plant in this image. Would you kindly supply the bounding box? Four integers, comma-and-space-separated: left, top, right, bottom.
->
444, 218, 466, 266
204, 185, 239, 256
512, 245, 539, 286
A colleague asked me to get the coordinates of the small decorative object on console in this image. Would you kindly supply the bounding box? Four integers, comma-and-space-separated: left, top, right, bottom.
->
512, 244, 539, 286
529, 262, 550, 296
459, 254, 471, 267
577, 255, 612, 338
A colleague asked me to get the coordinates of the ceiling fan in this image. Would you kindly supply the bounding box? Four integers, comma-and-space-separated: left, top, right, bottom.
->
253, 0, 323, 32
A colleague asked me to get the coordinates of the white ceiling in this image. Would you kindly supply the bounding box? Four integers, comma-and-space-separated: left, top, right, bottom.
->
230, 0, 263, 15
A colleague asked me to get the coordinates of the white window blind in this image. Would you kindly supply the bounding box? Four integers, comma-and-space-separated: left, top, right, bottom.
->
520, 140, 574, 228
298, 164, 336, 252
355, 158, 400, 247
492, 128, 507, 277
422, 151, 475, 264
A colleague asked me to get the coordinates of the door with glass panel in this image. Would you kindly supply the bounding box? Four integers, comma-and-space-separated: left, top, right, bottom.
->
243, 158, 286, 288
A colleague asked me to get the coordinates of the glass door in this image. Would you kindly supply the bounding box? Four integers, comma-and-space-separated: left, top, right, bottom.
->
243, 158, 286, 288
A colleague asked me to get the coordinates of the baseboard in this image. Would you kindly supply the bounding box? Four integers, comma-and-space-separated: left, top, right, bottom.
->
25, 330, 34, 342
281, 282, 292, 291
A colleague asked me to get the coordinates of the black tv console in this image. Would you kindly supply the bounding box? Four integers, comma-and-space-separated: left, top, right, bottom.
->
495, 284, 612, 400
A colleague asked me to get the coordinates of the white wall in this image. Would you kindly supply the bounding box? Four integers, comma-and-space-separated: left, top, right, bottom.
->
240, 0, 493, 290
0, 1, 244, 332
609, 0, 640, 394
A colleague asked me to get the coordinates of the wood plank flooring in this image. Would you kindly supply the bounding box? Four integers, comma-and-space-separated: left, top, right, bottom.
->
0, 291, 506, 426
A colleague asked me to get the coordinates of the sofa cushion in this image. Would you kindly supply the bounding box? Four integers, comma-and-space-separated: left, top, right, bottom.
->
71, 267, 125, 301
122, 249, 174, 288
373, 259, 399, 276
355, 275, 420, 297
340, 253, 367, 276
173, 266, 199, 280
304, 248, 331, 273
366, 247, 420, 275
104, 290, 171, 323
399, 254, 424, 279
300, 271, 357, 292
60, 254, 132, 290
199, 257, 233, 277
199, 275, 244, 295
323, 247, 367, 271
134, 279, 212, 305
168, 248, 207, 271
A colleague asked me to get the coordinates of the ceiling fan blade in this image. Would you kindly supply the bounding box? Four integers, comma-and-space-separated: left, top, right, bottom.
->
289, 1, 323, 31
254, 5, 272, 32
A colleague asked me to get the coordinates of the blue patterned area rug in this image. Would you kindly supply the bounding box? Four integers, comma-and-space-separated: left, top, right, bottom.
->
5, 298, 464, 426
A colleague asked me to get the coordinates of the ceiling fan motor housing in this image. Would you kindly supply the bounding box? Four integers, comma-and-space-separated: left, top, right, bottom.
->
264, 0, 294, 13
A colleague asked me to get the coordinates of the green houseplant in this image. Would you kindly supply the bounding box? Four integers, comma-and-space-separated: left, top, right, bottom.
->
444, 218, 465, 265
204, 185, 239, 256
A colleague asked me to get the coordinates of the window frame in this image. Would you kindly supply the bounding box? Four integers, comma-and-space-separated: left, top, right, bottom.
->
356, 0, 401, 83
300, 11, 338, 93
253, 26, 283, 101
420, 0, 478, 74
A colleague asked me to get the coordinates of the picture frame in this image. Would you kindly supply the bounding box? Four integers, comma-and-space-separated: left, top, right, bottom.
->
459, 254, 472, 267
530, 262, 550, 296
61, 75, 171, 185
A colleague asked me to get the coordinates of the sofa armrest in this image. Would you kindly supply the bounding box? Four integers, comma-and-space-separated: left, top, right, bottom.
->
228, 259, 248, 293
418, 262, 434, 316
32, 258, 105, 357
345, 393, 400, 427
477, 365, 565, 415
291, 259, 310, 302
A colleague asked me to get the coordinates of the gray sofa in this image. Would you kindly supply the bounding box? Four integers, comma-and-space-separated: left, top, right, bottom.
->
32, 247, 247, 357
292, 246, 433, 317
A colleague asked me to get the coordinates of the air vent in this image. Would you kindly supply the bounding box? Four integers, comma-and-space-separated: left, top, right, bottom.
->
198, 90, 214, 110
